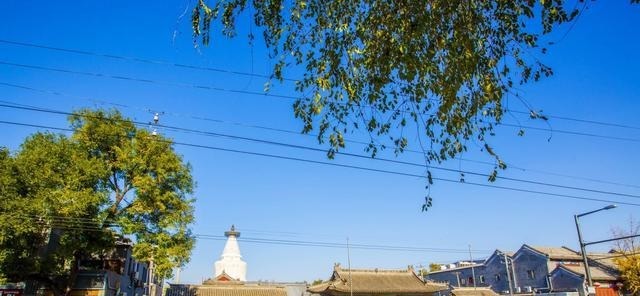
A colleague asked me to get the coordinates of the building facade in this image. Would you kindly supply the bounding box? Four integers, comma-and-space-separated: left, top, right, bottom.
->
425, 245, 621, 296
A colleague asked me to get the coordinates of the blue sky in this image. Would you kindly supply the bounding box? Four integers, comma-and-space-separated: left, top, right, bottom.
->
1, 1, 639, 283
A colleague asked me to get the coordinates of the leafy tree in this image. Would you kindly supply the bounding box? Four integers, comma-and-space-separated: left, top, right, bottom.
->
0, 134, 111, 295
191, 0, 637, 209
612, 218, 640, 295
69, 109, 196, 279
311, 279, 324, 286
429, 263, 442, 272
0, 109, 195, 295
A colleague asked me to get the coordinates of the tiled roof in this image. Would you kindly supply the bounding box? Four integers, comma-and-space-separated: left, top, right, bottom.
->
451, 288, 499, 296
483, 250, 513, 266
527, 246, 583, 260
167, 284, 287, 296
552, 264, 619, 281
307, 266, 447, 294
586, 253, 618, 269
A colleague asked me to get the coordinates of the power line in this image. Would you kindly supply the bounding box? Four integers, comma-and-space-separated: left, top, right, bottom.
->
0, 60, 299, 101
2, 101, 640, 200
507, 110, 640, 131
194, 234, 493, 254
498, 122, 640, 143
0, 81, 507, 167
2, 59, 639, 144
1, 119, 639, 207
12, 215, 493, 254
1, 38, 638, 131
1, 82, 639, 190
0, 39, 296, 82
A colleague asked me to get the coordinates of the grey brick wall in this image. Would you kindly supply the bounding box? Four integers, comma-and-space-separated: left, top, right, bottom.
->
482, 254, 512, 293
427, 266, 488, 288
512, 248, 551, 292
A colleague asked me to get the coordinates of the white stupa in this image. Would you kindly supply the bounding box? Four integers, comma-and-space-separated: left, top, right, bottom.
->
214, 225, 247, 281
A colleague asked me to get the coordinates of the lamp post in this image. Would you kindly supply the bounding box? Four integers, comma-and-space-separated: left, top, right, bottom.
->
574, 204, 616, 288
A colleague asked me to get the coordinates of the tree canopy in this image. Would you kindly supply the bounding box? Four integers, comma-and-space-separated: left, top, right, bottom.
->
0, 109, 195, 294
191, 0, 636, 209
612, 219, 640, 294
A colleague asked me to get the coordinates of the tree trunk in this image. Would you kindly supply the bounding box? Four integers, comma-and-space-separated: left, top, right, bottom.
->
63, 252, 82, 296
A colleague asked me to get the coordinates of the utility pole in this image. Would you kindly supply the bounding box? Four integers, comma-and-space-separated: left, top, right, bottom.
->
469, 244, 476, 289
147, 259, 154, 296
347, 237, 352, 296
503, 252, 514, 296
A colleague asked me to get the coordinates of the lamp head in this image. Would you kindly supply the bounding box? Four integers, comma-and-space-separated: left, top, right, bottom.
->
604, 204, 617, 210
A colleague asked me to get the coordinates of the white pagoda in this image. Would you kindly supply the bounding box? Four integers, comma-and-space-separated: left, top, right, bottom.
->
213, 225, 247, 281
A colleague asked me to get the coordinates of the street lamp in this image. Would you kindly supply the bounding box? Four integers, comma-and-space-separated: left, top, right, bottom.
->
574, 204, 617, 288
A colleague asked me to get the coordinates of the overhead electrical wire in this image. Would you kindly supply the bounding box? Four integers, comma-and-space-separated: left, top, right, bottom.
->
1, 82, 639, 190
0, 119, 639, 207
13, 215, 492, 254
0, 60, 299, 100
194, 234, 493, 254
1, 59, 639, 144
15, 216, 636, 257
0, 39, 292, 82
0, 81, 512, 167
1, 38, 639, 131
2, 101, 640, 200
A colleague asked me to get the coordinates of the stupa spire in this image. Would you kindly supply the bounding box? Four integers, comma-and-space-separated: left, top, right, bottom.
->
214, 225, 247, 281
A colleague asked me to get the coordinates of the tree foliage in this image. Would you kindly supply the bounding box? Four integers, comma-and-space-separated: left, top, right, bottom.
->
429, 263, 442, 272
612, 218, 640, 295
189, 0, 611, 208
0, 109, 195, 294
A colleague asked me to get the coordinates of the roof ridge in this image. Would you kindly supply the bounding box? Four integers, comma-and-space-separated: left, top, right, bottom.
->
339, 268, 411, 273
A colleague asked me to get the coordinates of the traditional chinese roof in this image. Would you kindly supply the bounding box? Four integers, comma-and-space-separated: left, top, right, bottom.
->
167, 284, 287, 296
524, 246, 583, 260
451, 287, 499, 296
550, 264, 619, 281
307, 265, 447, 294
203, 272, 243, 284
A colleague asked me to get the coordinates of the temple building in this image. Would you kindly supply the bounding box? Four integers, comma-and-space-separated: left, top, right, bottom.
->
166, 225, 299, 296
307, 264, 448, 296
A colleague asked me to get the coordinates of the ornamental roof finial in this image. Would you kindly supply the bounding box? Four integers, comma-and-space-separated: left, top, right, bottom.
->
224, 224, 240, 238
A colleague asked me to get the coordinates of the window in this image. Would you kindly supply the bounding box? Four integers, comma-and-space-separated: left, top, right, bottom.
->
479, 275, 485, 284
527, 270, 536, 279
468, 276, 474, 284
461, 278, 467, 285
495, 274, 501, 281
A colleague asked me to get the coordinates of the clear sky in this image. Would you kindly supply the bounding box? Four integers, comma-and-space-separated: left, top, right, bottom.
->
1, 1, 639, 284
